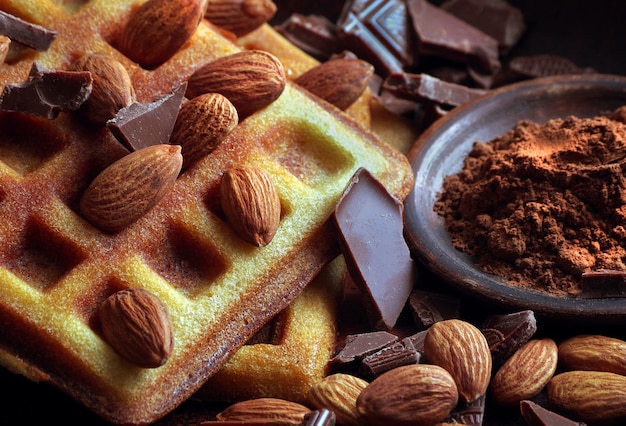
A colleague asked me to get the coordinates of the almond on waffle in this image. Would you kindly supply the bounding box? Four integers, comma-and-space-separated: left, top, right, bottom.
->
0, 1, 413, 425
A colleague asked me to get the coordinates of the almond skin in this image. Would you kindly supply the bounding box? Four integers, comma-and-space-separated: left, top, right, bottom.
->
80, 144, 183, 233
70, 53, 135, 125
170, 92, 238, 169
205, 0, 277, 37
356, 364, 459, 426
216, 398, 310, 424
186, 50, 286, 118
294, 58, 374, 110
490, 338, 558, 406
558, 334, 626, 375
307, 373, 369, 426
220, 164, 281, 246
547, 370, 626, 422
99, 288, 174, 368
424, 319, 492, 403
118, 0, 208, 67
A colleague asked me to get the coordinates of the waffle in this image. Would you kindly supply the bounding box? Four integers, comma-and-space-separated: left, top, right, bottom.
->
0, 0, 413, 424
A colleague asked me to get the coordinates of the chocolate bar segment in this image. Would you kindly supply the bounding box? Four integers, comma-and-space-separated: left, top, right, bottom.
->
361, 330, 426, 378
302, 408, 337, 426
331, 330, 398, 365
580, 269, 626, 298
333, 168, 417, 330
0, 10, 57, 51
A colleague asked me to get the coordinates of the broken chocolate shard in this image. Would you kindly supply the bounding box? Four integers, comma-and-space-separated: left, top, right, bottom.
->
331, 330, 398, 365
275, 14, 342, 61
580, 269, 626, 298
0, 62, 92, 119
409, 289, 461, 330
383, 72, 486, 107
480, 310, 537, 365
444, 394, 485, 426
407, 0, 500, 74
337, 0, 416, 77
302, 408, 336, 426
333, 168, 418, 330
361, 330, 426, 378
107, 82, 187, 152
0, 10, 57, 51
520, 400, 585, 426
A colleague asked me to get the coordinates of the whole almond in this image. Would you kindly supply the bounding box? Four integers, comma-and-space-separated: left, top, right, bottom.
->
205, 0, 277, 37
80, 144, 183, 233
294, 58, 374, 110
186, 50, 286, 118
547, 370, 626, 422
307, 373, 368, 426
490, 338, 558, 406
0, 35, 10, 63
558, 334, 626, 375
99, 288, 174, 368
118, 0, 208, 67
424, 319, 492, 403
220, 164, 281, 246
70, 53, 136, 125
216, 397, 310, 424
357, 364, 459, 426
170, 92, 238, 169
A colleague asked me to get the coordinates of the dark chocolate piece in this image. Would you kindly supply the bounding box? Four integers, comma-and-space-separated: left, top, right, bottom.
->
520, 400, 585, 426
107, 82, 187, 152
441, 0, 526, 54
0, 10, 57, 51
444, 394, 485, 426
508, 54, 595, 79
407, 0, 500, 74
383, 72, 486, 107
0, 61, 92, 119
409, 289, 461, 330
580, 269, 626, 298
333, 168, 418, 330
275, 14, 342, 61
361, 330, 426, 378
302, 409, 336, 426
480, 310, 537, 365
337, 0, 416, 77
331, 330, 398, 365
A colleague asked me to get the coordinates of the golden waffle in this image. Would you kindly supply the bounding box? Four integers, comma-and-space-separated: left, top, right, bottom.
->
0, 0, 413, 424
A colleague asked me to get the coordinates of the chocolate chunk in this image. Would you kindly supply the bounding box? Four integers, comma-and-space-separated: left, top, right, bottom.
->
337, 0, 416, 76
0, 61, 92, 119
361, 330, 426, 378
0, 10, 57, 51
408, 289, 460, 330
383, 72, 486, 107
407, 0, 500, 74
480, 310, 537, 365
580, 269, 626, 298
441, 0, 526, 54
107, 82, 187, 152
520, 400, 585, 426
275, 14, 342, 61
508, 54, 595, 79
333, 168, 418, 330
331, 330, 398, 365
444, 394, 485, 426
302, 408, 336, 426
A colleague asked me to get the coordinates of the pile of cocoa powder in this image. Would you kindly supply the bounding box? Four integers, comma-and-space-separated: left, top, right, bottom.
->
435, 106, 626, 296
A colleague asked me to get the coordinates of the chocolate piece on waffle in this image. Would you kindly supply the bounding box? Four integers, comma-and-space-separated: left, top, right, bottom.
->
0, 0, 413, 424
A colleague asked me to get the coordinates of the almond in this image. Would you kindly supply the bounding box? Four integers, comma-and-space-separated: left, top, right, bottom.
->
99, 288, 174, 368
424, 319, 492, 403
118, 0, 208, 67
307, 373, 368, 426
356, 364, 459, 426
558, 334, 626, 375
490, 338, 558, 406
0, 35, 10, 63
70, 53, 135, 125
186, 50, 286, 118
170, 93, 238, 169
294, 58, 374, 110
547, 370, 626, 423
80, 144, 183, 233
205, 0, 277, 37
216, 397, 310, 424
220, 164, 281, 246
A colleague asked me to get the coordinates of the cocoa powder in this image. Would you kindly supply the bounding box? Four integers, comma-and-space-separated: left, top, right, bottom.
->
435, 107, 626, 296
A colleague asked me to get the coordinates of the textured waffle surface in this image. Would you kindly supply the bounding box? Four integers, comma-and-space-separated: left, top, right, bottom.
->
0, 0, 413, 424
